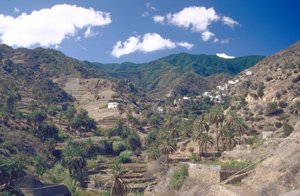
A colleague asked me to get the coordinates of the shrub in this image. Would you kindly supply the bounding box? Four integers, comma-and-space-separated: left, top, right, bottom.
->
97, 155, 108, 163
112, 141, 127, 154
265, 102, 281, 116
171, 163, 189, 190
257, 88, 264, 98
275, 122, 282, 128
265, 76, 273, 81
188, 147, 194, 153
292, 74, 300, 83
277, 114, 290, 121
282, 123, 294, 137
278, 101, 288, 108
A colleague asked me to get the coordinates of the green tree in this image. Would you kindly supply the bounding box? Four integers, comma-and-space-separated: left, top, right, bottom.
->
192, 129, 204, 157
6, 92, 21, 112
222, 130, 237, 150
233, 118, 248, 144
159, 138, 177, 167
225, 110, 238, 129
193, 115, 209, 133
209, 106, 224, 151
31, 109, 47, 126
0, 157, 26, 188
37, 123, 59, 142
70, 116, 82, 134
201, 133, 214, 158
103, 160, 130, 196
61, 145, 86, 172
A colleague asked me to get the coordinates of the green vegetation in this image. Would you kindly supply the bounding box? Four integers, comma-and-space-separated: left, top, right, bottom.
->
170, 163, 189, 190
91, 54, 264, 97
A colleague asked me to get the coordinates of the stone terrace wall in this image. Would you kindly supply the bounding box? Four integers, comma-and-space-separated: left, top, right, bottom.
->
189, 168, 220, 183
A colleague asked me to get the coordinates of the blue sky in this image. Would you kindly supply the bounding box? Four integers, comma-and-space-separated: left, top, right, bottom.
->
0, 0, 299, 63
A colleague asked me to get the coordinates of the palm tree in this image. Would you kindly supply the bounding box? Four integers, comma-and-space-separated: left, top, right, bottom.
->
233, 118, 248, 144
180, 120, 192, 137
0, 157, 26, 188
70, 116, 82, 134
6, 92, 21, 112
218, 123, 229, 151
193, 115, 210, 133
201, 133, 214, 158
222, 130, 237, 151
225, 110, 238, 129
192, 128, 204, 157
209, 106, 224, 151
159, 138, 177, 167
61, 145, 86, 172
104, 160, 130, 196
84, 138, 97, 157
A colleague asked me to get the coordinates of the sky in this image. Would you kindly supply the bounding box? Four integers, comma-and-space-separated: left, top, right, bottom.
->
0, 0, 299, 64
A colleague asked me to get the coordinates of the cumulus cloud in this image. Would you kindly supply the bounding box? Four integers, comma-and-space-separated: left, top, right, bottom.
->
154, 6, 240, 42
14, 8, 20, 13
166, 6, 219, 33
153, 15, 165, 24
0, 4, 112, 47
222, 16, 240, 28
111, 33, 193, 58
216, 53, 235, 59
201, 31, 215, 41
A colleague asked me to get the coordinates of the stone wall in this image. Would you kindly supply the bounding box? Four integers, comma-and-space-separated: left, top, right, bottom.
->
188, 168, 220, 183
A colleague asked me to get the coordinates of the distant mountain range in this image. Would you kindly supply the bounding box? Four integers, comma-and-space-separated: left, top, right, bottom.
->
0, 43, 265, 99
89, 53, 265, 97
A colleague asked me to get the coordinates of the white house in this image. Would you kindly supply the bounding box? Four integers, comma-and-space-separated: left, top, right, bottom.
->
203, 92, 210, 96
246, 71, 252, 75
158, 107, 163, 112
108, 102, 119, 109
183, 97, 191, 101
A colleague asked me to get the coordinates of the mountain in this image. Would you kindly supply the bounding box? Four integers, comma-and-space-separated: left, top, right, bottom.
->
90, 53, 265, 97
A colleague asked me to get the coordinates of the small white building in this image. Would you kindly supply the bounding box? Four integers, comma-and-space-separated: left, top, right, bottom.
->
246, 71, 252, 75
203, 92, 210, 96
183, 97, 191, 101
158, 107, 163, 112
108, 102, 119, 109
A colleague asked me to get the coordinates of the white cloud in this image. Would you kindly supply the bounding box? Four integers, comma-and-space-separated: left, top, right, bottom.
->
153, 15, 165, 24
166, 6, 220, 33
0, 4, 112, 47
216, 53, 235, 59
111, 33, 193, 58
142, 12, 149, 17
146, 2, 156, 11
177, 42, 194, 50
84, 27, 98, 38
14, 8, 20, 13
221, 39, 229, 44
154, 6, 240, 42
213, 38, 219, 43
201, 31, 215, 41
75, 36, 81, 41
222, 16, 240, 28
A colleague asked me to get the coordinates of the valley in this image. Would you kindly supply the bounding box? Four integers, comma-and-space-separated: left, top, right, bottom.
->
0, 41, 299, 196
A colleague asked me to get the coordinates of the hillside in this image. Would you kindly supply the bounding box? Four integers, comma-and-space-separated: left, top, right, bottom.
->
171, 41, 300, 196
90, 53, 265, 97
